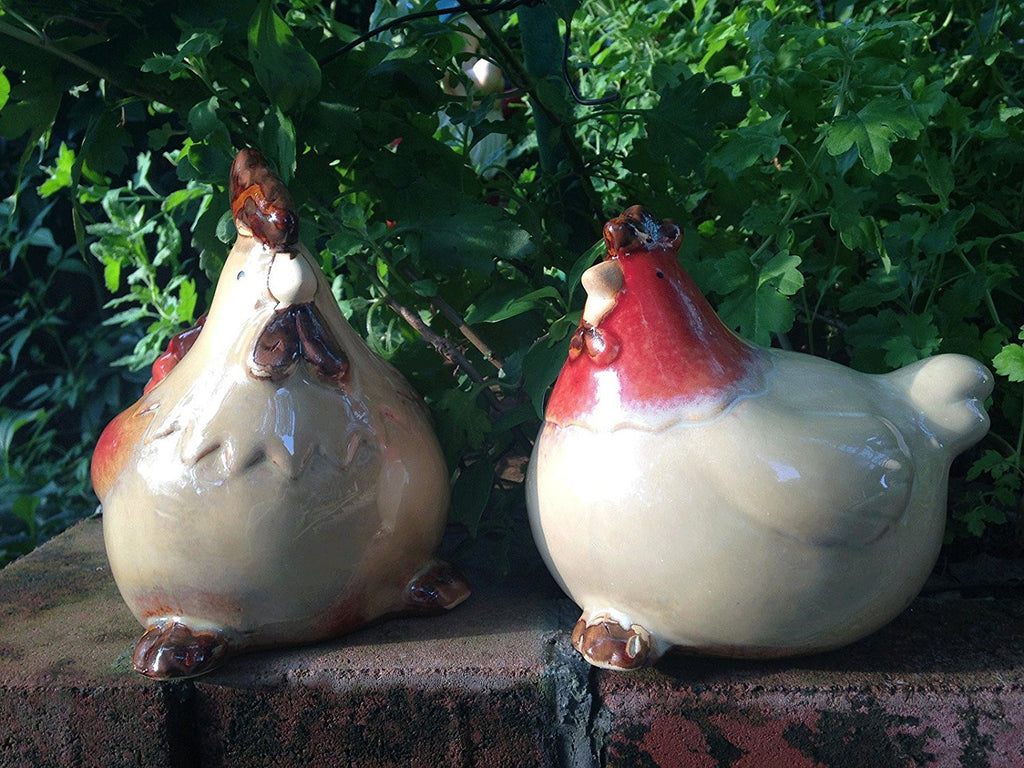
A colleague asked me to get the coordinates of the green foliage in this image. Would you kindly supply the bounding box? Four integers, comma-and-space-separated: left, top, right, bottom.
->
0, 160, 142, 562
1, 0, 1022, 568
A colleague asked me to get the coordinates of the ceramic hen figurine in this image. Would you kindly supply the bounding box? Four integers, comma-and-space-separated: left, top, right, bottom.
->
92, 149, 468, 679
526, 205, 993, 671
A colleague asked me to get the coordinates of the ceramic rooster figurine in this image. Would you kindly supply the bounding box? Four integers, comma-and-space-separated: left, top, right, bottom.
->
92, 149, 468, 679
526, 205, 993, 671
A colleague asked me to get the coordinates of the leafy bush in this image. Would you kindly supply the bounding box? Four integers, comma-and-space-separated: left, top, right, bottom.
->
1, 0, 1021, 568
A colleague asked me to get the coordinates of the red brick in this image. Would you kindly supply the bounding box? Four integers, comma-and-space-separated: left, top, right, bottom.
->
597, 595, 1024, 767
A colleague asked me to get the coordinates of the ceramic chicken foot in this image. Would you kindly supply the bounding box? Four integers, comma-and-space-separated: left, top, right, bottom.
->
571, 614, 655, 671
132, 621, 228, 680
128, 559, 471, 680
403, 559, 472, 613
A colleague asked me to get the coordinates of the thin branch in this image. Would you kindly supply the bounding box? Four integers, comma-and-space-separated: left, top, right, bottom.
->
0, 19, 175, 108
347, 253, 534, 458
0, 20, 113, 82
432, 294, 506, 370
348, 253, 490, 386
395, 265, 505, 370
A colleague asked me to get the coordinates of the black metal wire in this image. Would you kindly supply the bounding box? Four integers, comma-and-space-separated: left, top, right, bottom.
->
320, 0, 618, 106
561, 13, 620, 106
319, 0, 531, 66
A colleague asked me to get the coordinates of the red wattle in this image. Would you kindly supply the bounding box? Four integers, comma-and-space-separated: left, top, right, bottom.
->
144, 316, 206, 394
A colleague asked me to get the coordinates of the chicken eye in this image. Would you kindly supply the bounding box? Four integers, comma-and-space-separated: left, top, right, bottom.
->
655, 270, 664, 279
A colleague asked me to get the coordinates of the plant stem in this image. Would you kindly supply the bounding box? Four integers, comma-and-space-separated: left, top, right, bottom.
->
954, 247, 1003, 329
354, 242, 506, 371
1015, 390, 1024, 465
403, 271, 506, 370
0, 20, 115, 84
348, 252, 489, 387
0, 19, 194, 111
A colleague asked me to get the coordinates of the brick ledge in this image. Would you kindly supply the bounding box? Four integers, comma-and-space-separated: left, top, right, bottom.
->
2, 519, 1023, 767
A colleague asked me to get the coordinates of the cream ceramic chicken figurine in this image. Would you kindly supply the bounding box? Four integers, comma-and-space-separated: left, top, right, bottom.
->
526, 205, 994, 671
92, 149, 469, 679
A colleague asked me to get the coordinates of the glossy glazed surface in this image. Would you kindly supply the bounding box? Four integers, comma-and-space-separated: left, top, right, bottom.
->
527, 206, 993, 670
93, 150, 467, 678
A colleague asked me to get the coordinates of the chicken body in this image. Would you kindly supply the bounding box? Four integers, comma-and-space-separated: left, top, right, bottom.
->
94, 151, 465, 678
527, 206, 993, 669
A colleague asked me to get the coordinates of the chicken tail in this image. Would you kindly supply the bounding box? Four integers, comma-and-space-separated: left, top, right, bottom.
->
883, 354, 993, 454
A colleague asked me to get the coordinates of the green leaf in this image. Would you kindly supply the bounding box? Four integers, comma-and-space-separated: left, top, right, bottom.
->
464, 286, 561, 324
700, 248, 752, 296
177, 279, 198, 324
993, 344, 1024, 382
258, 106, 297, 184
188, 97, 221, 138
824, 98, 924, 174
567, 239, 605, 307
140, 54, 177, 75
758, 251, 803, 296
162, 185, 209, 213
0, 67, 10, 112
0, 409, 46, 466
248, 0, 322, 113
704, 248, 802, 344
12, 496, 40, 531
709, 112, 788, 179
889, 313, 941, 367
103, 258, 122, 293
388, 186, 531, 275
142, 22, 224, 76
186, 98, 232, 163
214, 208, 236, 244
545, 0, 582, 20
643, 74, 746, 176
739, 199, 789, 240
177, 25, 225, 59
844, 310, 900, 371
717, 283, 795, 346
410, 279, 438, 298
522, 316, 575, 418
0, 87, 61, 150
961, 504, 1007, 538
848, 310, 941, 370
966, 450, 1008, 482
81, 110, 132, 179
922, 147, 954, 207
828, 179, 876, 251
838, 266, 904, 312
449, 460, 494, 538
148, 122, 178, 152
38, 142, 76, 198
434, 387, 492, 461
5, 328, 31, 370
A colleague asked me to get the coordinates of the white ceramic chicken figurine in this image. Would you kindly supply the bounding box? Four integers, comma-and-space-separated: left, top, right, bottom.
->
526, 206, 993, 671
92, 149, 468, 679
